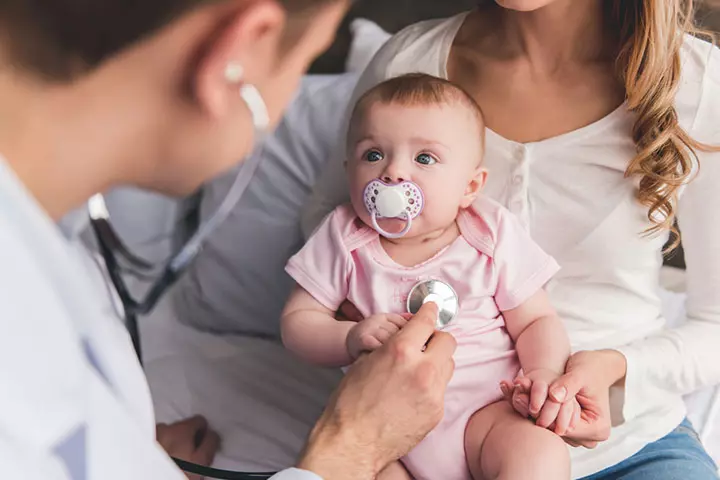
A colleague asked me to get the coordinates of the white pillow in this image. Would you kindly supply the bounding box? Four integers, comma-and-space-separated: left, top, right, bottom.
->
345, 18, 392, 73
174, 74, 360, 337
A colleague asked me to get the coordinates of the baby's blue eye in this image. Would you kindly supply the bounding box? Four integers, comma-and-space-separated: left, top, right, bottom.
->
416, 153, 436, 166
365, 150, 384, 163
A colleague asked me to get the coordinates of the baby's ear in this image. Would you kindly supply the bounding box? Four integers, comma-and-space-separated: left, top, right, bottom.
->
461, 166, 488, 208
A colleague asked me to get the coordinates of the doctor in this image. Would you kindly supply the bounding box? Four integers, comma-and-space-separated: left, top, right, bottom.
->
0, 0, 456, 479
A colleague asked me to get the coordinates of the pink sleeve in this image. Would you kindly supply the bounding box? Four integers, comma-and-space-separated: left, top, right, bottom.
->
493, 212, 560, 312
286, 208, 351, 312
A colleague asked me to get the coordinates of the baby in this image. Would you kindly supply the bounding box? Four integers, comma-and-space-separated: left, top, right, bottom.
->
282, 73, 573, 480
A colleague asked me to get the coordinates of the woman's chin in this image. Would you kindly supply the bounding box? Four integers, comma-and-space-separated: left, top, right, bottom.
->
494, 0, 556, 12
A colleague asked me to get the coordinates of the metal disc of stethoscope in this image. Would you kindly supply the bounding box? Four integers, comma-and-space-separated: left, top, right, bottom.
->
407, 279, 459, 329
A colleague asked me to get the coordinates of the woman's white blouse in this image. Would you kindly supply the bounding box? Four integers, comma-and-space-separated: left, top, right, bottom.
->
302, 13, 720, 478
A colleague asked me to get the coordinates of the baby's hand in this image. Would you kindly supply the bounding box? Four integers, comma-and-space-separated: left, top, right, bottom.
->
523, 369, 563, 421
346, 313, 408, 360
501, 369, 581, 436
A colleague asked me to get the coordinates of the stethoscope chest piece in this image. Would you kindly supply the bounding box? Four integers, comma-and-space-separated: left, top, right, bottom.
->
407, 279, 458, 329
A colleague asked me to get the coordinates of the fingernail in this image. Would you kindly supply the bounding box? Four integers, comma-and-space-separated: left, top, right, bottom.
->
551, 386, 567, 402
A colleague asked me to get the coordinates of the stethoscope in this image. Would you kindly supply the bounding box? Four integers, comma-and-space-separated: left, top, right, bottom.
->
89, 78, 283, 480
90, 197, 283, 480
406, 279, 458, 328
88, 75, 460, 479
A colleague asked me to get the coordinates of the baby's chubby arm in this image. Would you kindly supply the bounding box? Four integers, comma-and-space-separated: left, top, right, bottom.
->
282, 286, 410, 366
281, 285, 356, 367
503, 289, 577, 433
504, 289, 569, 378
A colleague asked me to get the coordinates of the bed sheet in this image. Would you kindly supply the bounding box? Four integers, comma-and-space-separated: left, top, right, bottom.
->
142, 273, 719, 473
141, 288, 341, 472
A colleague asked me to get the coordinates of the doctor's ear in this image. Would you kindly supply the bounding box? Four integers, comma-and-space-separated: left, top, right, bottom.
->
194, 0, 286, 118
460, 166, 488, 208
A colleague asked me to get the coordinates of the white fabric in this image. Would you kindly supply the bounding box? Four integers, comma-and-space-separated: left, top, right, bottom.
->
174, 74, 359, 337
0, 158, 184, 479
144, 290, 340, 473
301, 13, 720, 478
345, 18, 392, 73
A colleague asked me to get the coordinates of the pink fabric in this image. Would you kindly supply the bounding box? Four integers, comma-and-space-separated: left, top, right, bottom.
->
286, 197, 560, 480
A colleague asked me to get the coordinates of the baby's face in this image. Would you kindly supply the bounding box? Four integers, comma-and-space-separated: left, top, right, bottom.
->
347, 102, 486, 238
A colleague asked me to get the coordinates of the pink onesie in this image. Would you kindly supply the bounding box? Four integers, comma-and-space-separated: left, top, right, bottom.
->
286, 196, 560, 480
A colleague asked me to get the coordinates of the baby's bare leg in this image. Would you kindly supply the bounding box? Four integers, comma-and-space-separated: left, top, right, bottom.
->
376, 461, 413, 480
464, 401, 570, 480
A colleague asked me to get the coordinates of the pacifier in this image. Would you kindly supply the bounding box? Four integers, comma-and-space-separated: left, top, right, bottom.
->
363, 179, 424, 239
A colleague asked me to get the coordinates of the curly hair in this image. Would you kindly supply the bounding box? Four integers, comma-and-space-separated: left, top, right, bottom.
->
610, 0, 716, 250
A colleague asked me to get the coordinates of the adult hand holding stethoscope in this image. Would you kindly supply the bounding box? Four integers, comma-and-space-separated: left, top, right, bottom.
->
297, 301, 457, 479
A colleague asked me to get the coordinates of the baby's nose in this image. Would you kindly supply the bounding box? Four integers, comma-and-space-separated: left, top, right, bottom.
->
381, 164, 406, 184
382, 174, 406, 184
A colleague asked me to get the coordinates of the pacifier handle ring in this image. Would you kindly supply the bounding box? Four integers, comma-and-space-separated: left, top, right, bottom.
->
371, 211, 413, 239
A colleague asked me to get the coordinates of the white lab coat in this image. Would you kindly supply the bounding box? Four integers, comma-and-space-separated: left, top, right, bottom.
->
0, 157, 318, 480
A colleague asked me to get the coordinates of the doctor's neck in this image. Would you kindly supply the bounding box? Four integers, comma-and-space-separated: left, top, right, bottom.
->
0, 70, 145, 220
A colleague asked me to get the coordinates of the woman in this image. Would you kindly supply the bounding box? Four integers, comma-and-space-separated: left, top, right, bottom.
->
303, 0, 720, 478
0, 0, 457, 479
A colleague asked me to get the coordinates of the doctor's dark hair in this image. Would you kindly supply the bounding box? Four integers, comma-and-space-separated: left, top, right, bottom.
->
0, 0, 337, 81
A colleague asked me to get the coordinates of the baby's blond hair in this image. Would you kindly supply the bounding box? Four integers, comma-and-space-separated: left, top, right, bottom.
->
347, 73, 486, 154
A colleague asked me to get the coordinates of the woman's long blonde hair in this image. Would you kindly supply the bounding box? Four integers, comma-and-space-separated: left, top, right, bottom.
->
611, 0, 714, 249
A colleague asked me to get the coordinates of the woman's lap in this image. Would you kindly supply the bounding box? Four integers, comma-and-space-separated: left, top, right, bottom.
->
582, 419, 718, 480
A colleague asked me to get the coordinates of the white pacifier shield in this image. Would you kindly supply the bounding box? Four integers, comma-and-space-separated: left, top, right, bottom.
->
363, 180, 424, 239
375, 188, 407, 218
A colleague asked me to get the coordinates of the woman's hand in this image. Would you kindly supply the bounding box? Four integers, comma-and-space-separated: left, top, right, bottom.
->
502, 350, 626, 448
501, 368, 581, 436
298, 302, 457, 480
156, 416, 220, 480
550, 350, 626, 447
